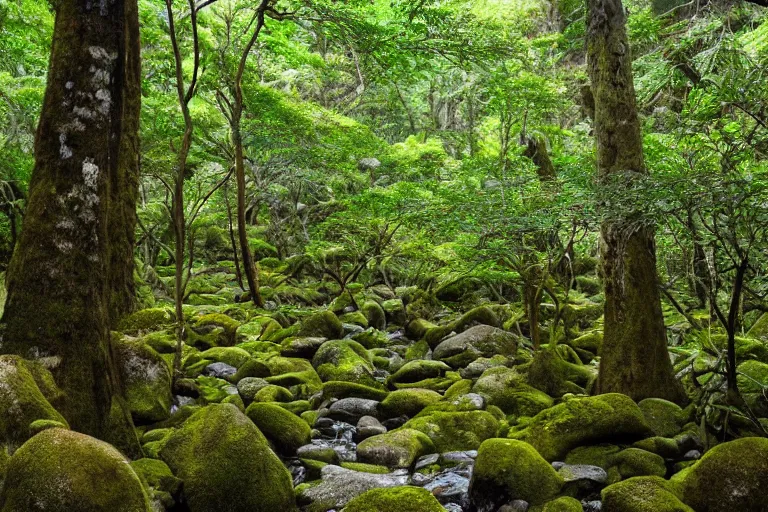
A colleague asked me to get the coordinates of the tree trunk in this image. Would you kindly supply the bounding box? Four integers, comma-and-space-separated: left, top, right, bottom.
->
587, 0, 685, 403
2, 0, 141, 453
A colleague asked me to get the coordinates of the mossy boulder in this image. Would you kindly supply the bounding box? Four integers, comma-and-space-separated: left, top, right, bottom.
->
192, 313, 241, 346
342, 486, 444, 512
472, 366, 553, 417
357, 428, 436, 468
362, 301, 387, 330
404, 410, 499, 452
298, 310, 344, 339
424, 306, 501, 348
736, 360, 768, 415
0, 429, 150, 512
405, 318, 437, 340
312, 339, 381, 388
340, 311, 370, 328
245, 402, 311, 454
613, 448, 667, 479
469, 438, 564, 510
637, 398, 687, 438
130, 458, 182, 510
601, 476, 692, 512
0, 356, 68, 450
116, 339, 172, 423
381, 299, 406, 326
387, 360, 451, 386
671, 437, 768, 512
118, 307, 174, 333
532, 496, 584, 512
351, 329, 389, 350
432, 325, 516, 368
379, 389, 443, 418
199, 347, 252, 368
508, 393, 653, 461
252, 384, 294, 403
322, 381, 390, 401
236, 377, 270, 403
159, 404, 296, 512
281, 336, 328, 358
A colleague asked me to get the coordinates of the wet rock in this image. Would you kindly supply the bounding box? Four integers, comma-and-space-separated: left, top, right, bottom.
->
558, 464, 608, 499
297, 464, 408, 510
433, 325, 517, 368
419, 465, 472, 508
203, 362, 237, 379
357, 428, 436, 468
356, 415, 387, 440
327, 398, 380, 423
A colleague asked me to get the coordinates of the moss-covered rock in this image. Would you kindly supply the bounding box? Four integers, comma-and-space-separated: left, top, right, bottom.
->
252, 384, 294, 403
424, 306, 502, 348
312, 339, 381, 388
508, 394, 653, 461
0, 429, 150, 512
351, 329, 389, 350
432, 325, 517, 367
387, 360, 451, 386
236, 377, 270, 403
671, 437, 768, 512
601, 476, 692, 512
200, 346, 252, 368
193, 313, 241, 346
405, 319, 437, 341
613, 448, 667, 479
342, 486, 444, 512
637, 398, 687, 438
130, 458, 182, 510
469, 438, 564, 510
115, 339, 172, 423
472, 366, 553, 417
340, 311, 370, 328
0, 355, 68, 449
281, 336, 328, 358
299, 310, 344, 339
159, 404, 296, 512
379, 389, 443, 418
340, 462, 391, 474
532, 496, 584, 512
322, 381, 390, 401
357, 428, 436, 468
404, 410, 499, 452
362, 301, 387, 330
245, 402, 311, 454
381, 299, 406, 326
736, 360, 768, 415
118, 307, 174, 333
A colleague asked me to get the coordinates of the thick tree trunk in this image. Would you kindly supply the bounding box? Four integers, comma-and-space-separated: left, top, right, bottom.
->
587, 0, 685, 403
1, 0, 141, 453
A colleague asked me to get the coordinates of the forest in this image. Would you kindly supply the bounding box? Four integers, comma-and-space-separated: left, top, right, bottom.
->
0, 0, 767, 510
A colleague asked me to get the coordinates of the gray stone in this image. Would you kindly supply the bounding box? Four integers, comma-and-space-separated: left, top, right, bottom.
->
298, 464, 408, 510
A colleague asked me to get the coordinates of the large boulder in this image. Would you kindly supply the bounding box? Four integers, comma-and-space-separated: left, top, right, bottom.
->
526, 349, 595, 397
116, 339, 173, 423
0, 355, 67, 449
601, 476, 692, 512
508, 394, 653, 461
637, 398, 687, 438
379, 389, 443, 419
468, 438, 564, 511
0, 428, 150, 512
297, 464, 408, 511
671, 437, 768, 512
387, 360, 451, 386
312, 339, 381, 389
432, 325, 517, 368
357, 428, 436, 469
245, 402, 311, 455
342, 486, 444, 512
472, 366, 553, 417
404, 410, 499, 452
298, 310, 344, 339
159, 404, 296, 512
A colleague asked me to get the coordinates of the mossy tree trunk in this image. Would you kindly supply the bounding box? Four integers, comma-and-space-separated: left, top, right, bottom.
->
1, 0, 141, 453
587, 0, 685, 403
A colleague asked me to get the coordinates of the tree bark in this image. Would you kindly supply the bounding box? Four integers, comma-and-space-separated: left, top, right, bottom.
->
587, 0, 685, 403
2, 0, 141, 453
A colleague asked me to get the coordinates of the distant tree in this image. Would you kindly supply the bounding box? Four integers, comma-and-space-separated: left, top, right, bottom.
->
2, 0, 141, 453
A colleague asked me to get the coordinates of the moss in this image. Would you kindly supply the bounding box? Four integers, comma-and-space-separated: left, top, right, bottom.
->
613, 448, 667, 479
379, 389, 443, 418
405, 319, 437, 340
301, 459, 327, 480
473, 366, 553, 417
638, 398, 687, 438
424, 306, 501, 348
196, 375, 237, 404
362, 301, 387, 330
351, 329, 389, 349
141, 428, 172, 444
281, 336, 328, 358
312, 339, 382, 388
230, 358, 272, 382
508, 393, 653, 461
525, 348, 595, 397
298, 310, 344, 339
117, 307, 174, 333
469, 439, 563, 508
0, 429, 150, 511
601, 476, 692, 512
159, 404, 296, 512
342, 486, 444, 512
381, 299, 406, 326
277, 400, 312, 415
532, 496, 584, 512
567, 330, 603, 354
28, 419, 67, 436
221, 393, 245, 411
632, 437, 681, 459
404, 410, 499, 452
340, 462, 391, 474
141, 331, 177, 354
433, 325, 518, 368
322, 381, 389, 401
393, 371, 461, 392
252, 384, 294, 403
671, 437, 768, 512
193, 313, 242, 346
245, 402, 311, 454
130, 458, 182, 504
0, 355, 68, 450
388, 360, 451, 386
340, 310, 369, 328
200, 347, 252, 368
116, 339, 173, 423
564, 444, 622, 469
357, 428, 436, 468
404, 339, 430, 361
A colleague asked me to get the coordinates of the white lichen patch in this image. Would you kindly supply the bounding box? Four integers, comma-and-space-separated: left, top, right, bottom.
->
59, 134, 72, 160
82, 158, 99, 189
